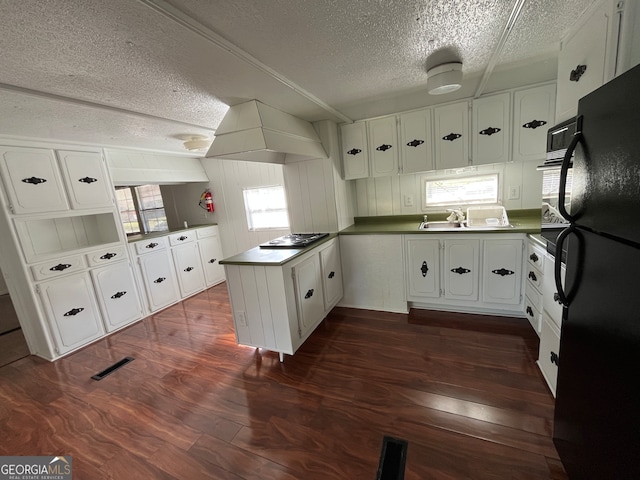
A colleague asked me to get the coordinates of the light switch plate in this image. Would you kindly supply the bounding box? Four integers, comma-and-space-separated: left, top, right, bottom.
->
508, 186, 520, 200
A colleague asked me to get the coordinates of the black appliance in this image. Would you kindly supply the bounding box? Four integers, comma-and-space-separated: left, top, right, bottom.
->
552, 64, 640, 479
259, 233, 329, 248
541, 116, 578, 167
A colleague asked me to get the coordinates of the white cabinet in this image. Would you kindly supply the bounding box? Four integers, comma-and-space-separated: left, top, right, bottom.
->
538, 311, 561, 397
482, 239, 523, 305
406, 237, 440, 301
524, 240, 546, 335
137, 249, 180, 312
512, 84, 556, 162
399, 108, 434, 174
0, 146, 69, 214
340, 122, 369, 179
472, 93, 511, 165
91, 262, 142, 332
319, 240, 343, 309
433, 101, 469, 170
56, 150, 113, 210
368, 116, 398, 177
293, 254, 325, 337
444, 239, 480, 301
555, 0, 616, 122
542, 253, 565, 329
171, 242, 205, 298
38, 272, 105, 354
198, 236, 225, 287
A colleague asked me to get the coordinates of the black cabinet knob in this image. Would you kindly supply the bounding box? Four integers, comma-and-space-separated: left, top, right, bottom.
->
50, 263, 71, 272
184, 266, 194, 272
154, 277, 166, 283
78, 176, 97, 184
146, 242, 159, 249
111, 291, 127, 299
64, 307, 84, 316
528, 271, 537, 282
304, 289, 314, 299
529, 253, 538, 262
420, 261, 429, 278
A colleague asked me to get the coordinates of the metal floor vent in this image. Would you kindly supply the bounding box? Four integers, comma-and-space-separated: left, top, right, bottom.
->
376, 435, 408, 480
91, 356, 134, 381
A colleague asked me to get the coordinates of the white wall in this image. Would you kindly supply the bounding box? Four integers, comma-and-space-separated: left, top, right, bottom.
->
200, 158, 290, 257
353, 158, 542, 217
0, 267, 7, 295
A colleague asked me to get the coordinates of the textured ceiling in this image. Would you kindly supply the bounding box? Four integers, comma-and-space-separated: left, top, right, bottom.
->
0, 0, 598, 154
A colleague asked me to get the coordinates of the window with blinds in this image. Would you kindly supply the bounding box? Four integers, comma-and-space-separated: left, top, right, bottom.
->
424, 174, 499, 208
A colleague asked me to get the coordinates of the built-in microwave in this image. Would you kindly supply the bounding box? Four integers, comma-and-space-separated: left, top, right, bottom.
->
539, 116, 578, 168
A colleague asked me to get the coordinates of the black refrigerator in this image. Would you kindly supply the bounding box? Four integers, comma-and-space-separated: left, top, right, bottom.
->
552, 63, 640, 478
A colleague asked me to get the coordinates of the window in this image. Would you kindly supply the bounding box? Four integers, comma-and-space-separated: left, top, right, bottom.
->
424, 174, 499, 208
115, 185, 168, 235
242, 185, 289, 231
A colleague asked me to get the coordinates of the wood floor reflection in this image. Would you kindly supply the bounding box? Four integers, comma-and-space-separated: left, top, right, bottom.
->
0, 283, 567, 479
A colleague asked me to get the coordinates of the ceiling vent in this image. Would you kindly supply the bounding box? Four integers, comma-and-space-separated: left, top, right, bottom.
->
205, 100, 327, 163
427, 62, 463, 95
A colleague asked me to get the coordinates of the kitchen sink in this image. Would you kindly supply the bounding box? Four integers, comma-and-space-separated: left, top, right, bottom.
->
418, 221, 464, 230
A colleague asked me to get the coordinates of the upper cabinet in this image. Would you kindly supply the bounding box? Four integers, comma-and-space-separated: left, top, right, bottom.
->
340, 122, 369, 180
57, 150, 114, 210
433, 101, 470, 170
398, 108, 434, 174
472, 93, 511, 165
555, 0, 618, 122
368, 116, 399, 177
512, 84, 556, 162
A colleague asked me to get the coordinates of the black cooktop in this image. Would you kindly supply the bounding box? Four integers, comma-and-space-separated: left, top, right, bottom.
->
260, 233, 329, 248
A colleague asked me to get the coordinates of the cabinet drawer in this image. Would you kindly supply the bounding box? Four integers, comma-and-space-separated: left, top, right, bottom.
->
31, 255, 86, 281
526, 263, 543, 291
168, 230, 195, 246
538, 312, 561, 397
86, 245, 127, 267
527, 243, 545, 270
525, 294, 542, 335
542, 256, 565, 328
526, 280, 543, 311
195, 225, 219, 239
133, 236, 168, 254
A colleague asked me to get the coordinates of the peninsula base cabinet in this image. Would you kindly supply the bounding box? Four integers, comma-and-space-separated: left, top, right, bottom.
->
224, 238, 343, 362
405, 234, 525, 315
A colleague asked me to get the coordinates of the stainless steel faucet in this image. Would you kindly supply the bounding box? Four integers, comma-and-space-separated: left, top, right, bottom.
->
446, 208, 465, 223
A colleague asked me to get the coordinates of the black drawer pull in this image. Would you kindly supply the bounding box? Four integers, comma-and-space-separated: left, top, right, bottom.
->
406, 139, 424, 147
550, 351, 559, 366
184, 266, 194, 272
154, 277, 166, 283
570, 64, 587, 82
78, 176, 97, 184
347, 148, 362, 156
50, 263, 72, 272
442, 133, 462, 142
479, 126, 501, 136
328, 271, 335, 279
529, 253, 538, 262
376, 144, 392, 152
492, 268, 514, 276
526, 306, 534, 317
146, 242, 159, 249
420, 261, 429, 278
523, 119, 547, 129
21, 176, 47, 185
100, 252, 117, 260
304, 289, 314, 299
177, 236, 188, 241
111, 291, 127, 299
528, 271, 537, 282
553, 292, 562, 304
451, 267, 470, 275
64, 307, 84, 317
208, 259, 217, 263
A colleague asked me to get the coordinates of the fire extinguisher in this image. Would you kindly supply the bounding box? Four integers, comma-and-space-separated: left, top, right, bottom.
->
199, 189, 215, 213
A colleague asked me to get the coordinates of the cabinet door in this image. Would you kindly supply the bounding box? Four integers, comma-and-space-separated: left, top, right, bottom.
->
399, 108, 434, 174
39, 272, 104, 354
433, 101, 469, 170
91, 262, 142, 332
172, 243, 205, 297
319, 240, 343, 310
444, 239, 479, 301
0, 146, 69, 214
138, 250, 180, 312
341, 122, 369, 179
555, 2, 612, 122
472, 93, 511, 165
482, 239, 523, 305
368, 116, 398, 177
198, 237, 225, 286
293, 255, 324, 337
512, 84, 556, 162
406, 238, 440, 299
57, 150, 113, 209
538, 312, 561, 397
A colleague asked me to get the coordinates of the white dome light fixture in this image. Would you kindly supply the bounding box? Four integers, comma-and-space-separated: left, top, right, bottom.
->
182, 135, 211, 151
427, 62, 463, 95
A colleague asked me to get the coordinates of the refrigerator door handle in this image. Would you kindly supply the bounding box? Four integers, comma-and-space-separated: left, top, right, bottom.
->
559, 123, 582, 222
554, 226, 574, 306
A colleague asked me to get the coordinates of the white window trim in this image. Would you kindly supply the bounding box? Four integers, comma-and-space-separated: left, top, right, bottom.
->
420, 170, 502, 212
242, 185, 290, 231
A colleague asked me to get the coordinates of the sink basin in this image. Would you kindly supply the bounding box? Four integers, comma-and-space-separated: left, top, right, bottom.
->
418, 221, 463, 230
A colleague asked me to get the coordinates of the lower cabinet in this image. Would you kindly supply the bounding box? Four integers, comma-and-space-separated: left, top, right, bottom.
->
38, 272, 105, 355
171, 242, 206, 298
197, 236, 225, 287
404, 234, 525, 314
137, 249, 180, 312
224, 237, 343, 361
91, 262, 143, 332
538, 311, 561, 397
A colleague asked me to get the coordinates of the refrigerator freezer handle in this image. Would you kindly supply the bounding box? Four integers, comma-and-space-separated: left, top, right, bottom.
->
559, 126, 582, 222
554, 226, 574, 306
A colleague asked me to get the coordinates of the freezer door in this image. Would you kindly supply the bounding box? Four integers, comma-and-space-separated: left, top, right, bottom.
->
569, 63, 640, 245
553, 228, 640, 478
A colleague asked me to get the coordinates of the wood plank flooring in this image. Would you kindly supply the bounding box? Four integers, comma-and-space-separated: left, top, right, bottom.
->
0, 283, 567, 479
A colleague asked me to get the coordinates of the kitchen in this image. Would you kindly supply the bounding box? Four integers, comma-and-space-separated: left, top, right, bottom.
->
1, 0, 639, 478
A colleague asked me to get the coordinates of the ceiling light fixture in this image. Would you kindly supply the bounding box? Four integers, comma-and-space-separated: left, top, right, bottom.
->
182, 135, 211, 151
427, 62, 463, 95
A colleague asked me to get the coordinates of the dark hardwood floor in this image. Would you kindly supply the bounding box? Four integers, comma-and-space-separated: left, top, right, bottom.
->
0, 283, 567, 479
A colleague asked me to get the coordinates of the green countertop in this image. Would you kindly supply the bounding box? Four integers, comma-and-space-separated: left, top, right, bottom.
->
339, 209, 541, 235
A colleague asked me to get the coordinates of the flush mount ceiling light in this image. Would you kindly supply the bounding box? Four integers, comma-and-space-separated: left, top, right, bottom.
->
427, 62, 463, 95
182, 135, 211, 151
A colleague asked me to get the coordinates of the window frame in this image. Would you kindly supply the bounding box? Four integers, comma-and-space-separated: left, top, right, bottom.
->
422, 172, 501, 211
115, 185, 168, 235
242, 185, 290, 232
